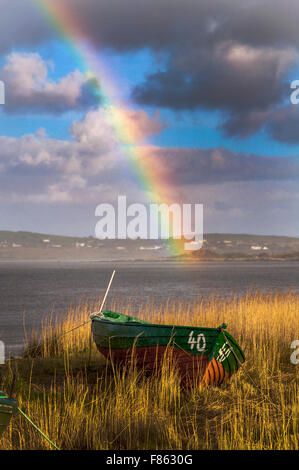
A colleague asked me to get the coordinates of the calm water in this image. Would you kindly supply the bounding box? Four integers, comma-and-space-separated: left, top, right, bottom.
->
0, 260, 298, 355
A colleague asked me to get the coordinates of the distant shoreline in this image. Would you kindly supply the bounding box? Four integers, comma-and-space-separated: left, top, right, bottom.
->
1, 230, 299, 261
0, 249, 299, 262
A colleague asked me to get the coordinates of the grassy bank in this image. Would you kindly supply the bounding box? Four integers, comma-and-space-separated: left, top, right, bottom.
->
0, 291, 298, 450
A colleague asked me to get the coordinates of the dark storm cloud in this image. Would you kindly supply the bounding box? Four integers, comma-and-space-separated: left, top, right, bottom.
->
220, 110, 271, 138
60, 0, 299, 52
222, 104, 299, 144
61, 0, 299, 116
265, 106, 299, 144
149, 146, 299, 184
132, 46, 291, 113
0, 0, 53, 53
1, 0, 215, 52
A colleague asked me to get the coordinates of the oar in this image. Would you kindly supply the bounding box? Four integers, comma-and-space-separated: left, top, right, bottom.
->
90, 270, 116, 318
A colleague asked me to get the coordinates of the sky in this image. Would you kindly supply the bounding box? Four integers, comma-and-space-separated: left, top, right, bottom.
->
0, 0, 299, 237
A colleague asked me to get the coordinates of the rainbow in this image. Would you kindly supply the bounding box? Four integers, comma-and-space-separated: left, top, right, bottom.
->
32, 0, 188, 255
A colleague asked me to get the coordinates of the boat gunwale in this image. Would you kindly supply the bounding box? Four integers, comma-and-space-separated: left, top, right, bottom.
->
92, 316, 224, 333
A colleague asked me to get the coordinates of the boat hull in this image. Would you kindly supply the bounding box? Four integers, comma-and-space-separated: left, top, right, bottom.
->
92, 311, 245, 386
97, 345, 210, 384
0, 392, 18, 438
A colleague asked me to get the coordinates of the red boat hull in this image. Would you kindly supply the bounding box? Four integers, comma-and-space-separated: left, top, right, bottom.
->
97, 345, 229, 386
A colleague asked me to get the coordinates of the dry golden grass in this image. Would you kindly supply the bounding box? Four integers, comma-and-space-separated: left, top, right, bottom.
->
0, 290, 298, 450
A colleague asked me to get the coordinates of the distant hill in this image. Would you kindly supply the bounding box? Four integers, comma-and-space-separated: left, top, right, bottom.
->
0, 230, 299, 260
0, 230, 169, 260
176, 246, 299, 261
201, 233, 299, 255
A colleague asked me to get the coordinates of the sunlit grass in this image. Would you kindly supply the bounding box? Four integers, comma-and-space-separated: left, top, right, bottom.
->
0, 290, 298, 450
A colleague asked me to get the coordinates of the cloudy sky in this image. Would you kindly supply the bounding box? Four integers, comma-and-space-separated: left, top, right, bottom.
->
1, 0, 299, 237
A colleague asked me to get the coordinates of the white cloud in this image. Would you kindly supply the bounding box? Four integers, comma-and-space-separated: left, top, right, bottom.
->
71, 107, 166, 146
0, 106, 165, 203
0, 52, 96, 113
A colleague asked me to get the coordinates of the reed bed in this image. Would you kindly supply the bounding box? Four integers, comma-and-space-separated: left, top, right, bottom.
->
0, 290, 298, 450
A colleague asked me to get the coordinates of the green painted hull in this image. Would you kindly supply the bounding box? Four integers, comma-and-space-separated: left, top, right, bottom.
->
0, 392, 18, 439
92, 311, 245, 386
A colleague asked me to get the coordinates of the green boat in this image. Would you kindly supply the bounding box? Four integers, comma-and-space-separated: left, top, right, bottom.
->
91, 311, 245, 386
0, 391, 18, 438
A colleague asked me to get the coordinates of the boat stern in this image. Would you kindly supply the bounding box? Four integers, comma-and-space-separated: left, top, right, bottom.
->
201, 326, 245, 386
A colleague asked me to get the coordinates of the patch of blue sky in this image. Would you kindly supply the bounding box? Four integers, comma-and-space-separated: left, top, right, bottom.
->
36, 41, 161, 101
226, 134, 299, 158
147, 108, 222, 147
99, 46, 165, 101
148, 108, 299, 158
37, 40, 85, 78
0, 108, 85, 140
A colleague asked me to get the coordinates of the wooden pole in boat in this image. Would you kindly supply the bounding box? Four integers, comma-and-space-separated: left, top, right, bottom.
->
90, 270, 116, 318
